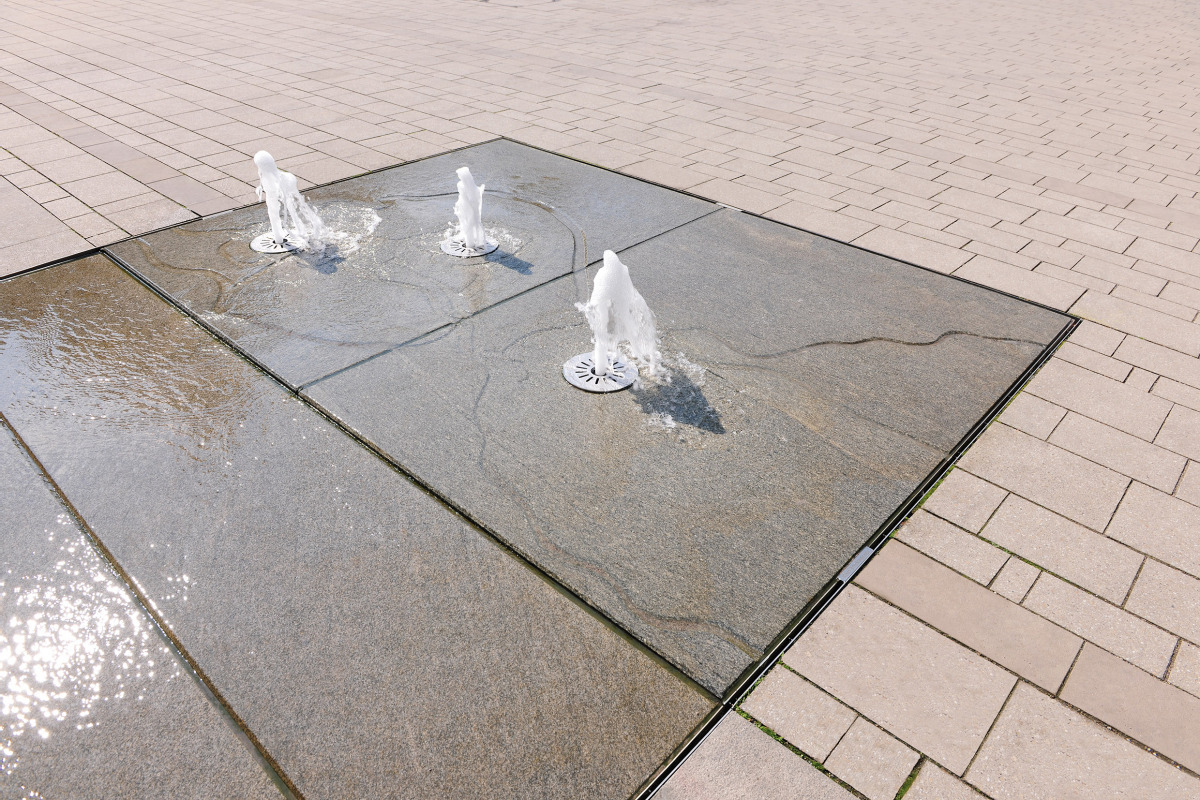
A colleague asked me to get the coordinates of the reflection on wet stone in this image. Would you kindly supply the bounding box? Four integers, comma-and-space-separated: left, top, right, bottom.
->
0, 424, 279, 799
0, 255, 712, 800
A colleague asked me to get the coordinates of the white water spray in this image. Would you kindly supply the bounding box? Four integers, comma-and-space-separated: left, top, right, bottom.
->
250, 151, 331, 253
440, 166, 497, 257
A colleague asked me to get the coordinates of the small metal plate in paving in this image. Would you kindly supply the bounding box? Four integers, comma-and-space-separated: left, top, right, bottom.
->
563, 352, 638, 392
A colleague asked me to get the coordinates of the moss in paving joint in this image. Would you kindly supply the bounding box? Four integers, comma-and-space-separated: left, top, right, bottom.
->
735, 709, 869, 800
894, 757, 923, 799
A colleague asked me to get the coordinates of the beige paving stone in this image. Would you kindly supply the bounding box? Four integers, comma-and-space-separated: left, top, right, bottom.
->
1176, 461, 1200, 508
1072, 291, 1200, 357
740, 667, 856, 762
905, 762, 987, 800
958, 423, 1129, 531
1157, 404, 1200, 463
1126, 559, 1200, 644
657, 714, 854, 800
1061, 643, 1200, 773
896, 510, 1007, 584
997, 391, 1066, 439
689, 178, 787, 214
1026, 358, 1171, 441
1050, 412, 1185, 492
764, 201, 876, 242
1069, 320, 1125, 356
1024, 573, 1173, 676
852, 226, 973, 273
990, 558, 1040, 603
785, 586, 1014, 775
953, 256, 1083, 310
922, 469, 1009, 534
967, 682, 1200, 800
1108, 483, 1200, 579
1170, 642, 1200, 699
1055, 341, 1132, 381
824, 718, 918, 800
1116, 336, 1200, 391
982, 495, 1142, 602
857, 541, 1081, 691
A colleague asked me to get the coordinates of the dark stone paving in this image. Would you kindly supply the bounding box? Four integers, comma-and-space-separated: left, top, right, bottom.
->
108, 139, 714, 387
304, 208, 1072, 695
0, 256, 713, 800
0, 423, 281, 799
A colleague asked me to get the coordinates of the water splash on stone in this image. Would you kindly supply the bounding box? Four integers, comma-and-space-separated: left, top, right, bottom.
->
576, 250, 662, 379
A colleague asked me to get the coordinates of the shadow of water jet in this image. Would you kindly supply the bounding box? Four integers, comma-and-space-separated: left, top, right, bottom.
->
486, 250, 534, 275
631, 371, 725, 434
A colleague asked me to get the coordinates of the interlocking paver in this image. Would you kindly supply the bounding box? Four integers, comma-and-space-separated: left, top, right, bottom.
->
905, 763, 987, 800
1108, 482, 1200, 579
1171, 642, 1200, 699
990, 557, 1040, 603
922, 468, 1008, 534
1026, 358, 1171, 441
1126, 559, 1200, 644
997, 392, 1066, 439
741, 668, 856, 762
1157, 404, 1200, 462
896, 509, 1007, 583
856, 541, 1081, 691
1049, 412, 1186, 492
1061, 644, 1200, 773
824, 718, 919, 800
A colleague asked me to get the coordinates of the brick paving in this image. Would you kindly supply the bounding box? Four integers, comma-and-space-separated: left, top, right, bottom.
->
3, 0, 1200, 796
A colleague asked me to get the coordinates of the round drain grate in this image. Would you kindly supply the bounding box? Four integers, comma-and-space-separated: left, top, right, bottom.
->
562, 352, 637, 393
250, 232, 301, 254
440, 237, 499, 258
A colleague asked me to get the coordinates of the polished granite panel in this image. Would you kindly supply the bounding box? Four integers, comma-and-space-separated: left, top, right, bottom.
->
106, 139, 714, 386
0, 256, 713, 800
305, 209, 1072, 695
0, 425, 281, 799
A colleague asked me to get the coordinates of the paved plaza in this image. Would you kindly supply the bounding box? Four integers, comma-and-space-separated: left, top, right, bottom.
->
3, 0, 1200, 798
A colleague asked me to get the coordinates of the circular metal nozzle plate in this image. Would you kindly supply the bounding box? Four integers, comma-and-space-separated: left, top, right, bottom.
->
441, 237, 499, 258
250, 232, 301, 253
562, 353, 637, 392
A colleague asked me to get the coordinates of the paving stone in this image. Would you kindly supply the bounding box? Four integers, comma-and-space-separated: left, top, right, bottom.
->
108, 139, 716, 386
1157, 404, 1200, 462
997, 391, 1066, 439
1070, 319, 1125, 355
896, 509, 1008, 583
1117, 336, 1200, 391
967, 682, 1200, 800
1024, 573, 1173, 676
824, 717, 919, 800
0, 424, 280, 800
856, 541, 1081, 691
1055, 340, 1133, 381
305, 206, 1068, 694
991, 557, 1040, 602
1050, 412, 1185, 492
657, 714, 854, 800
740, 668, 856, 762
923, 467, 1009, 533
1170, 642, 1200, 699
1107, 482, 1200, 579
785, 585, 1016, 774
1176, 461, 1200, 507
0, 256, 713, 800
853, 226, 973, 273
954, 255, 1084, 310
1026, 358, 1172, 441
1072, 291, 1200, 357
1061, 644, 1200, 773
959, 424, 1129, 531
905, 762, 988, 800
981, 495, 1142, 602
1126, 559, 1200, 644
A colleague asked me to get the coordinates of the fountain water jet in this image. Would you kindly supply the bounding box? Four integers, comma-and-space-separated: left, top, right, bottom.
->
250, 151, 331, 254
563, 250, 662, 392
441, 167, 498, 257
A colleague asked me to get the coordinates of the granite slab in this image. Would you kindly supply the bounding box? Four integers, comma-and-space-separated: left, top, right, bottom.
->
304, 209, 1072, 695
106, 139, 715, 387
0, 255, 713, 800
0, 425, 282, 799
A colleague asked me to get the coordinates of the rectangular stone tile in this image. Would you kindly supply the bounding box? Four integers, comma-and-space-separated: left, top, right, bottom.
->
1061, 644, 1200, 773
1170, 642, 1200, 699
785, 586, 1016, 774
1107, 482, 1200, 578
1070, 319, 1125, 355
982, 495, 1142, 602
1055, 340, 1133, 381
1050, 412, 1185, 492
1024, 573, 1174, 676
1127, 559, 1200, 644
852, 226, 973, 273
856, 541, 1081, 691
990, 557, 1040, 602
658, 714, 854, 800
1116, 336, 1200, 391
1072, 290, 1200, 357
825, 718, 919, 800
906, 763, 988, 800
61, 171, 148, 207
923, 468, 1009, 534
1157, 404, 1200, 462
305, 207, 1069, 694
0, 424, 280, 800
997, 391, 1066, 439
108, 139, 716, 386
741, 667, 856, 761
765, 200, 877, 242
953, 256, 1084, 310
1026, 358, 1172, 441
967, 683, 1200, 800
896, 509, 1007, 583
0, 256, 713, 800
958, 424, 1129, 531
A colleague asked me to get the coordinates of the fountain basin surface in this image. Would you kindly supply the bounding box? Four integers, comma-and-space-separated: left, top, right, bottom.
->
107, 139, 714, 387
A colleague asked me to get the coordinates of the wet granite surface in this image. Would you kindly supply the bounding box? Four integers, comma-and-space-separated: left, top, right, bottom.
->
0, 424, 282, 799
0, 256, 713, 800
106, 139, 714, 387
305, 209, 1072, 695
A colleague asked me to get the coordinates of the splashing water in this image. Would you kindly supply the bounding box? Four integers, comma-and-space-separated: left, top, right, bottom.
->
453, 167, 487, 250
254, 151, 331, 253
576, 250, 662, 378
